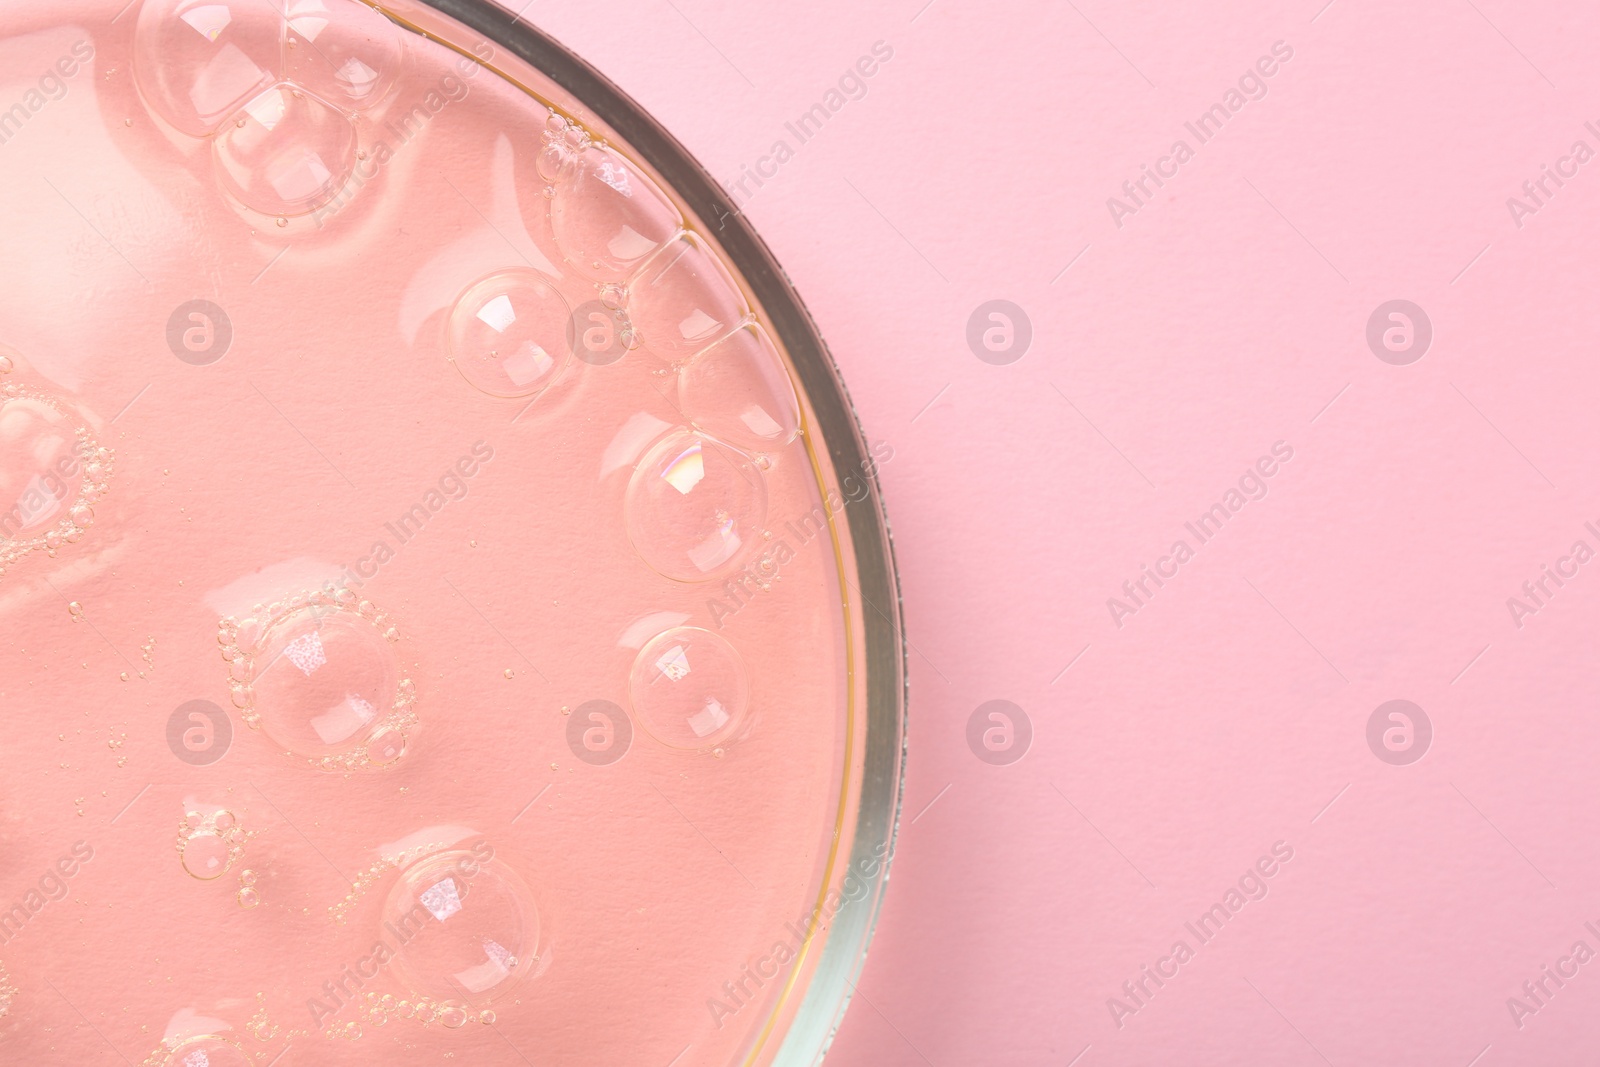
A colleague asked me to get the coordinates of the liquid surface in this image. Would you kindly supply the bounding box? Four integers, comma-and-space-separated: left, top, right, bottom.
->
0, 3, 867, 1064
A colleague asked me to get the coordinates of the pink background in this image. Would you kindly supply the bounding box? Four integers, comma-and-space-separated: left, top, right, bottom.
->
524, 1, 1600, 1064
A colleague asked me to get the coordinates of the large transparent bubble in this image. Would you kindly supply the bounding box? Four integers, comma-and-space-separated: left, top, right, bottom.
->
381, 848, 539, 1005
222, 593, 416, 770
678, 322, 802, 450
212, 84, 357, 217
446, 269, 572, 399
549, 142, 681, 281
629, 626, 750, 750
624, 430, 767, 582
626, 232, 748, 361
283, 0, 404, 110
133, 0, 282, 137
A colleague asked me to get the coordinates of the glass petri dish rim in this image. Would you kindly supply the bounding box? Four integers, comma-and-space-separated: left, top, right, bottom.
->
371, 2, 909, 1064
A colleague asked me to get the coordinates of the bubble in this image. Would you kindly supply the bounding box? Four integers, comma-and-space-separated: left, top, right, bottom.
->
629, 627, 750, 749
213, 84, 357, 217
0, 355, 11, 374
626, 232, 748, 361
678, 323, 801, 449
181, 831, 231, 880
438, 1003, 468, 1028
0, 396, 83, 539
238, 887, 261, 908
366, 724, 407, 766
170, 1036, 253, 1067
381, 848, 538, 1004
245, 602, 405, 763
283, 0, 404, 110
549, 144, 681, 281
67, 601, 83, 618
133, 0, 282, 137
625, 430, 767, 581
536, 116, 580, 183
446, 270, 573, 399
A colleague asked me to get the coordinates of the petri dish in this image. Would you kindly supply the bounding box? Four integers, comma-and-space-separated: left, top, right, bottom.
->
0, 1, 905, 1066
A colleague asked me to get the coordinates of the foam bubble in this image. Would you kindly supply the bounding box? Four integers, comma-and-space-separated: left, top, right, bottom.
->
283, 0, 404, 110
629, 626, 750, 749
0, 388, 112, 576
180, 832, 230, 880
382, 848, 538, 1005
133, 0, 283, 137
447, 270, 572, 399
626, 232, 748, 361
678, 322, 801, 449
219, 589, 417, 770
213, 84, 357, 217
177, 809, 252, 881
549, 142, 681, 281
169, 1035, 253, 1067
624, 430, 767, 581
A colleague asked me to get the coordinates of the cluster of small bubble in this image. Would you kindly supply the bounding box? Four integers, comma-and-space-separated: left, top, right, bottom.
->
355, 991, 496, 1032
138, 1033, 250, 1067
136, 1001, 296, 1063
328, 841, 446, 925
237, 868, 260, 909
247, 992, 281, 1042
0, 958, 14, 1019
139, 1043, 182, 1067
107, 727, 128, 766
0, 385, 112, 579
176, 809, 254, 881
138, 1042, 177, 1067
539, 113, 641, 349
217, 586, 417, 771
536, 115, 585, 202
